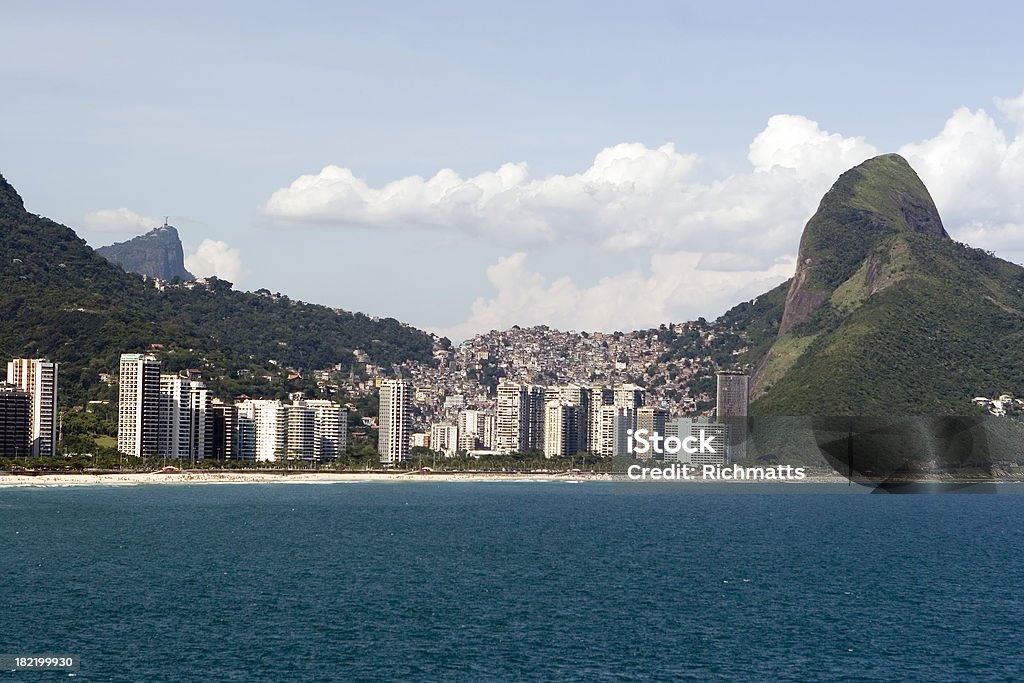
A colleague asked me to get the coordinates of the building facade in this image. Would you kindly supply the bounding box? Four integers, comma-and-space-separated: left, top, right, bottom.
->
6, 358, 58, 457
0, 384, 31, 457
117, 354, 160, 457
378, 379, 411, 465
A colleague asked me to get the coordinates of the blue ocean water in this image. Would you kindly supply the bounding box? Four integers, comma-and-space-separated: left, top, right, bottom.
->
2, 481, 1024, 681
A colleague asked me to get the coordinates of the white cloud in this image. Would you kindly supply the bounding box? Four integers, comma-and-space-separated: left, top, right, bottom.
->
262, 119, 877, 265
436, 251, 796, 341
995, 89, 1024, 128
266, 94, 1024, 337
898, 98, 1024, 256
82, 207, 157, 233
185, 239, 243, 283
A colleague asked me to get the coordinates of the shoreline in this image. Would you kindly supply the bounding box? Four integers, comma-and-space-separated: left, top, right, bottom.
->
0, 470, 1014, 487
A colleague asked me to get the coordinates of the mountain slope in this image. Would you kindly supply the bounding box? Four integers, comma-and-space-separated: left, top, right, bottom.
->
96, 224, 194, 280
0, 173, 438, 406
750, 154, 1024, 415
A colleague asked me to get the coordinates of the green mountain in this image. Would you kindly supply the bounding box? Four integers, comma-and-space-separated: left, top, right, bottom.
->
743, 153, 1024, 415
0, 173, 439, 407
96, 223, 194, 280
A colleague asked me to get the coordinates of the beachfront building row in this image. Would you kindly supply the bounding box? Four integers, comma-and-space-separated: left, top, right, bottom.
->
411, 373, 745, 463
495, 380, 645, 457
3, 358, 59, 457
234, 398, 346, 462
117, 353, 346, 462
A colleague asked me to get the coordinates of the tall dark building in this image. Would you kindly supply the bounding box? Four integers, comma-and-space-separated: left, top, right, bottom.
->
716, 371, 749, 418
716, 371, 749, 462
211, 400, 237, 460
0, 385, 31, 457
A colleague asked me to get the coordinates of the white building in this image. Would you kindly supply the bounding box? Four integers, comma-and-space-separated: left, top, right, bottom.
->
591, 404, 635, 457
290, 399, 346, 462
546, 384, 590, 453
158, 375, 212, 462
236, 399, 287, 462
496, 381, 545, 453
543, 400, 580, 458
378, 379, 411, 465
665, 416, 727, 465
429, 422, 458, 456
117, 353, 160, 457
6, 358, 58, 457
458, 409, 495, 451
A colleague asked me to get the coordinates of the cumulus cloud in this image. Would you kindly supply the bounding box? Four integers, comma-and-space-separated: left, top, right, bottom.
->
265, 94, 1024, 336
262, 117, 877, 265
898, 94, 1024, 257
185, 239, 243, 283
437, 251, 796, 341
82, 207, 158, 233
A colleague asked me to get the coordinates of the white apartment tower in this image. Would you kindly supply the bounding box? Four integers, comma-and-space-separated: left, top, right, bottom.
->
429, 422, 458, 456
289, 399, 346, 462
117, 353, 160, 457
157, 375, 212, 462
6, 358, 58, 457
543, 400, 580, 458
458, 409, 495, 451
592, 404, 634, 457
546, 384, 590, 453
378, 379, 411, 465
496, 381, 545, 454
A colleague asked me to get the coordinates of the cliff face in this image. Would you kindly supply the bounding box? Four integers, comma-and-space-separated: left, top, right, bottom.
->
777, 154, 947, 336
96, 224, 194, 281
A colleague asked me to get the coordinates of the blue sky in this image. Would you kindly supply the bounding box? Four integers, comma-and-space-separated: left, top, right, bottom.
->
4, 1, 1024, 339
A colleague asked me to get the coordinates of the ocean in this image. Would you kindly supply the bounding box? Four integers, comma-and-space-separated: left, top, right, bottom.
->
2, 481, 1023, 681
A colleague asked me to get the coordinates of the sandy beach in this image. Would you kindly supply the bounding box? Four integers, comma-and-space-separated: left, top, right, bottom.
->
0, 470, 614, 487
0, 469, 855, 487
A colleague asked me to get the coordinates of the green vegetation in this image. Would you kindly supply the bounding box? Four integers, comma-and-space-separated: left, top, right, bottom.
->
0, 173, 439, 411
748, 155, 1024, 415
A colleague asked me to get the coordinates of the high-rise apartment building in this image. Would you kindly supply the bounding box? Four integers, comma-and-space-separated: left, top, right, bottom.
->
210, 399, 237, 460
429, 422, 458, 456
117, 353, 160, 457
543, 400, 580, 458
716, 371, 748, 462
157, 375, 212, 462
716, 372, 749, 418
378, 379, 411, 465
0, 384, 30, 457
235, 399, 287, 462
495, 381, 545, 453
634, 407, 668, 459
613, 383, 645, 410
7, 358, 58, 457
546, 384, 590, 453
457, 409, 495, 451
289, 399, 346, 462
588, 386, 614, 455
591, 404, 634, 457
